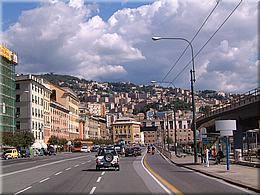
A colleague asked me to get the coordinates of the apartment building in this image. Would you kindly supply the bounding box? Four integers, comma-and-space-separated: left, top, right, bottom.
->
112, 117, 141, 144
0, 45, 18, 133
48, 84, 80, 140
15, 75, 51, 145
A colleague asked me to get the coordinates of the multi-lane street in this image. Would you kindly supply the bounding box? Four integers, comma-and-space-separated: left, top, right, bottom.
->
0, 150, 254, 194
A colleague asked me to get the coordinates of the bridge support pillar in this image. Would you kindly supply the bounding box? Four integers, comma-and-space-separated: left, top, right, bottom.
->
233, 122, 244, 155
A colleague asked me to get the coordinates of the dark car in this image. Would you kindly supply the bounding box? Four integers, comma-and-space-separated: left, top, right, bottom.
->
91, 145, 100, 152
114, 145, 125, 155
133, 146, 142, 156
125, 147, 135, 157
46, 147, 56, 156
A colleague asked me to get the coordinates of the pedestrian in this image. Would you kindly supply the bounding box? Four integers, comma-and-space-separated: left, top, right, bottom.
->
215, 149, 224, 164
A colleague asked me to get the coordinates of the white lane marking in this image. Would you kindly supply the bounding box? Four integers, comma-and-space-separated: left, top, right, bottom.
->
141, 154, 172, 195
74, 164, 79, 167
159, 152, 253, 194
87, 160, 91, 162
54, 171, 62, 176
39, 177, 50, 183
81, 162, 85, 164
0, 155, 87, 178
89, 186, 96, 194
65, 167, 71, 171
101, 171, 105, 176
96, 177, 102, 183
14, 186, 32, 195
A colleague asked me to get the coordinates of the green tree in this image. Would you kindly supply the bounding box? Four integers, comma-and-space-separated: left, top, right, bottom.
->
166, 137, 173, 144
48, 136, 59, 145
59, 138, 68, 146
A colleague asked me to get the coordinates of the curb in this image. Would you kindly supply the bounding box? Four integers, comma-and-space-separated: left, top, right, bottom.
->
158, 151, 260, 193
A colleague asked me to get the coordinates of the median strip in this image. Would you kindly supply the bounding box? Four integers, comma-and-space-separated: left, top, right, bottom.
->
143, 154, 183, 195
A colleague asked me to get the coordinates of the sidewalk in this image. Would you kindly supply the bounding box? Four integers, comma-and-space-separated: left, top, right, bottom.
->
161, 151, 259, 192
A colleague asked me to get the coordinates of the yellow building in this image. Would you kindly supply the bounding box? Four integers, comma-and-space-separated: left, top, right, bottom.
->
112, 117, 141, 144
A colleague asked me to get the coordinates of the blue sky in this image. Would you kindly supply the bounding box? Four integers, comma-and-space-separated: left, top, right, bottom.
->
2, 1, 152, 30
1, 0, 257, 92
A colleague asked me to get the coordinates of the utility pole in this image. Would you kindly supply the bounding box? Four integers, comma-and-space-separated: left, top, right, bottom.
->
173, 108, 177, 156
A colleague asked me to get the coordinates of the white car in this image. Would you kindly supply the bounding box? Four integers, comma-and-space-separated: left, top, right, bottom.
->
96, 147, 120, 171
81, 146, 91, 153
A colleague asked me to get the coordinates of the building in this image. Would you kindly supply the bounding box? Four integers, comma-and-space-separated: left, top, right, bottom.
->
87, 102, 106, 117
112, 117, 141, 144
99, 117, 108, 140
141, 126, 158, 145
15, 75, 51, 145
0, 45, 18, 133
48, 84, 80, 140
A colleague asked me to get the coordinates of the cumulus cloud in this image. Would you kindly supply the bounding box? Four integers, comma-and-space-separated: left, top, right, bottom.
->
3, 0, 258, 92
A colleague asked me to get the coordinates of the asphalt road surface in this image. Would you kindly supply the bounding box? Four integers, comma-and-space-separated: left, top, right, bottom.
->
0, 150, 255, 194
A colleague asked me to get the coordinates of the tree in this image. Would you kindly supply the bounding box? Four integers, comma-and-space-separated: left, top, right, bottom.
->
48, 136, 59, 145
1, 131, 34, 148
166, 137, 173, 144
59, 138, 68, 146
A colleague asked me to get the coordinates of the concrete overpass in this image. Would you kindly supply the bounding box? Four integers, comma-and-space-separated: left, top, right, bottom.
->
196, 88, 260, 149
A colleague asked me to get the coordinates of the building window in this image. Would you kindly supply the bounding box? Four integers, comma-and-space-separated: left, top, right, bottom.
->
32, 108, 34, 116
32, 95, 34, 103
16, 95, 20, 102
32, 121, 34, 129
16, 107, 20, 115
16, 121, 20, 130
32, 84, 34, 90
16, 84, 20, 89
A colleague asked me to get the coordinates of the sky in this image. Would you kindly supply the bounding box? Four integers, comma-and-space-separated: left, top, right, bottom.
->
1, 0, 258, 93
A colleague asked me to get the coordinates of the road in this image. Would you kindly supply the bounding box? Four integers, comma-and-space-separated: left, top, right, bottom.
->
0, 150, 254, 194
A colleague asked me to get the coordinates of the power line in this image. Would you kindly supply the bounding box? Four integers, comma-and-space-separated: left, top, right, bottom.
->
169, 0, 243, 87
161, 0, 221, 83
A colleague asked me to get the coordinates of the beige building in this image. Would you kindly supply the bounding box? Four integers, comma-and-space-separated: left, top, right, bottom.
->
112, 117, 141, 144
48, 84, 80, 140
15, 75, 51, 145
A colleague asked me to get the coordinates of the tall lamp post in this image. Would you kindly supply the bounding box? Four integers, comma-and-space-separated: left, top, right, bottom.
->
152, 36, 197, 163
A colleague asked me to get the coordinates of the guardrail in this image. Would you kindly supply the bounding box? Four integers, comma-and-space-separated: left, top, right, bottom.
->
198, 87, 260, 121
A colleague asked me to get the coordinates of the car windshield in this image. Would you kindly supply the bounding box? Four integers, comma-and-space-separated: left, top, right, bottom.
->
98, 148, 117, 156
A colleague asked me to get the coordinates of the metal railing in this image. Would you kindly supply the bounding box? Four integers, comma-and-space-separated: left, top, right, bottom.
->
197, 87, 260, 121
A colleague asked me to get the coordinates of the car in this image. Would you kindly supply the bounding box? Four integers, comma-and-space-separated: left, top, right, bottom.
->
3, 149, 19, 159
133, 146, 142, 156
96, 147, 120, 171
114, 145, 125, 155
91, 145, 100, 152
125, 147, 135, 157
81, 145, 91, 153
46, 147, 56, 156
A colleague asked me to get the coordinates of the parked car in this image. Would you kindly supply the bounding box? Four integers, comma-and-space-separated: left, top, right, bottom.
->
125, 147, 135, 157
133, 146, 142, 156
81, 145, 91, 153
96, 147, 120, 171
91, 145, 100, 152
46, 147, 56, 156
3, 149, 19, 159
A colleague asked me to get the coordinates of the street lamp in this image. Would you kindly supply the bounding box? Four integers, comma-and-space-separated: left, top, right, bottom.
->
152, 36, 197, 163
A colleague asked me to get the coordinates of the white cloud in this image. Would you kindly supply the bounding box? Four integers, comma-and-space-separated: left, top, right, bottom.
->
3, 0, 257, 92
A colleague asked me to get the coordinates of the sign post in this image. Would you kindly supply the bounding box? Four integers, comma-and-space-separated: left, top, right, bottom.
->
215, 120, 236, 171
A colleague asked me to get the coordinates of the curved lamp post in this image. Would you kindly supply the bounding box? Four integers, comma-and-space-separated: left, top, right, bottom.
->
152, 36, 197, 163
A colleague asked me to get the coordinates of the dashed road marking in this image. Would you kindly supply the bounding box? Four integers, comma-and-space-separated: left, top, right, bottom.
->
81, 162, 85, 164
74, 164, 79, 167
89, 186, 96, 194
55, 171, 62, 176
101, 171, 105, 176
87, 160, 91, 162
14, 186, 32, 195
96, 177, 102, 183
65, 167, 71, 171
39, 177, 50, 183
0, 155, 87, 178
